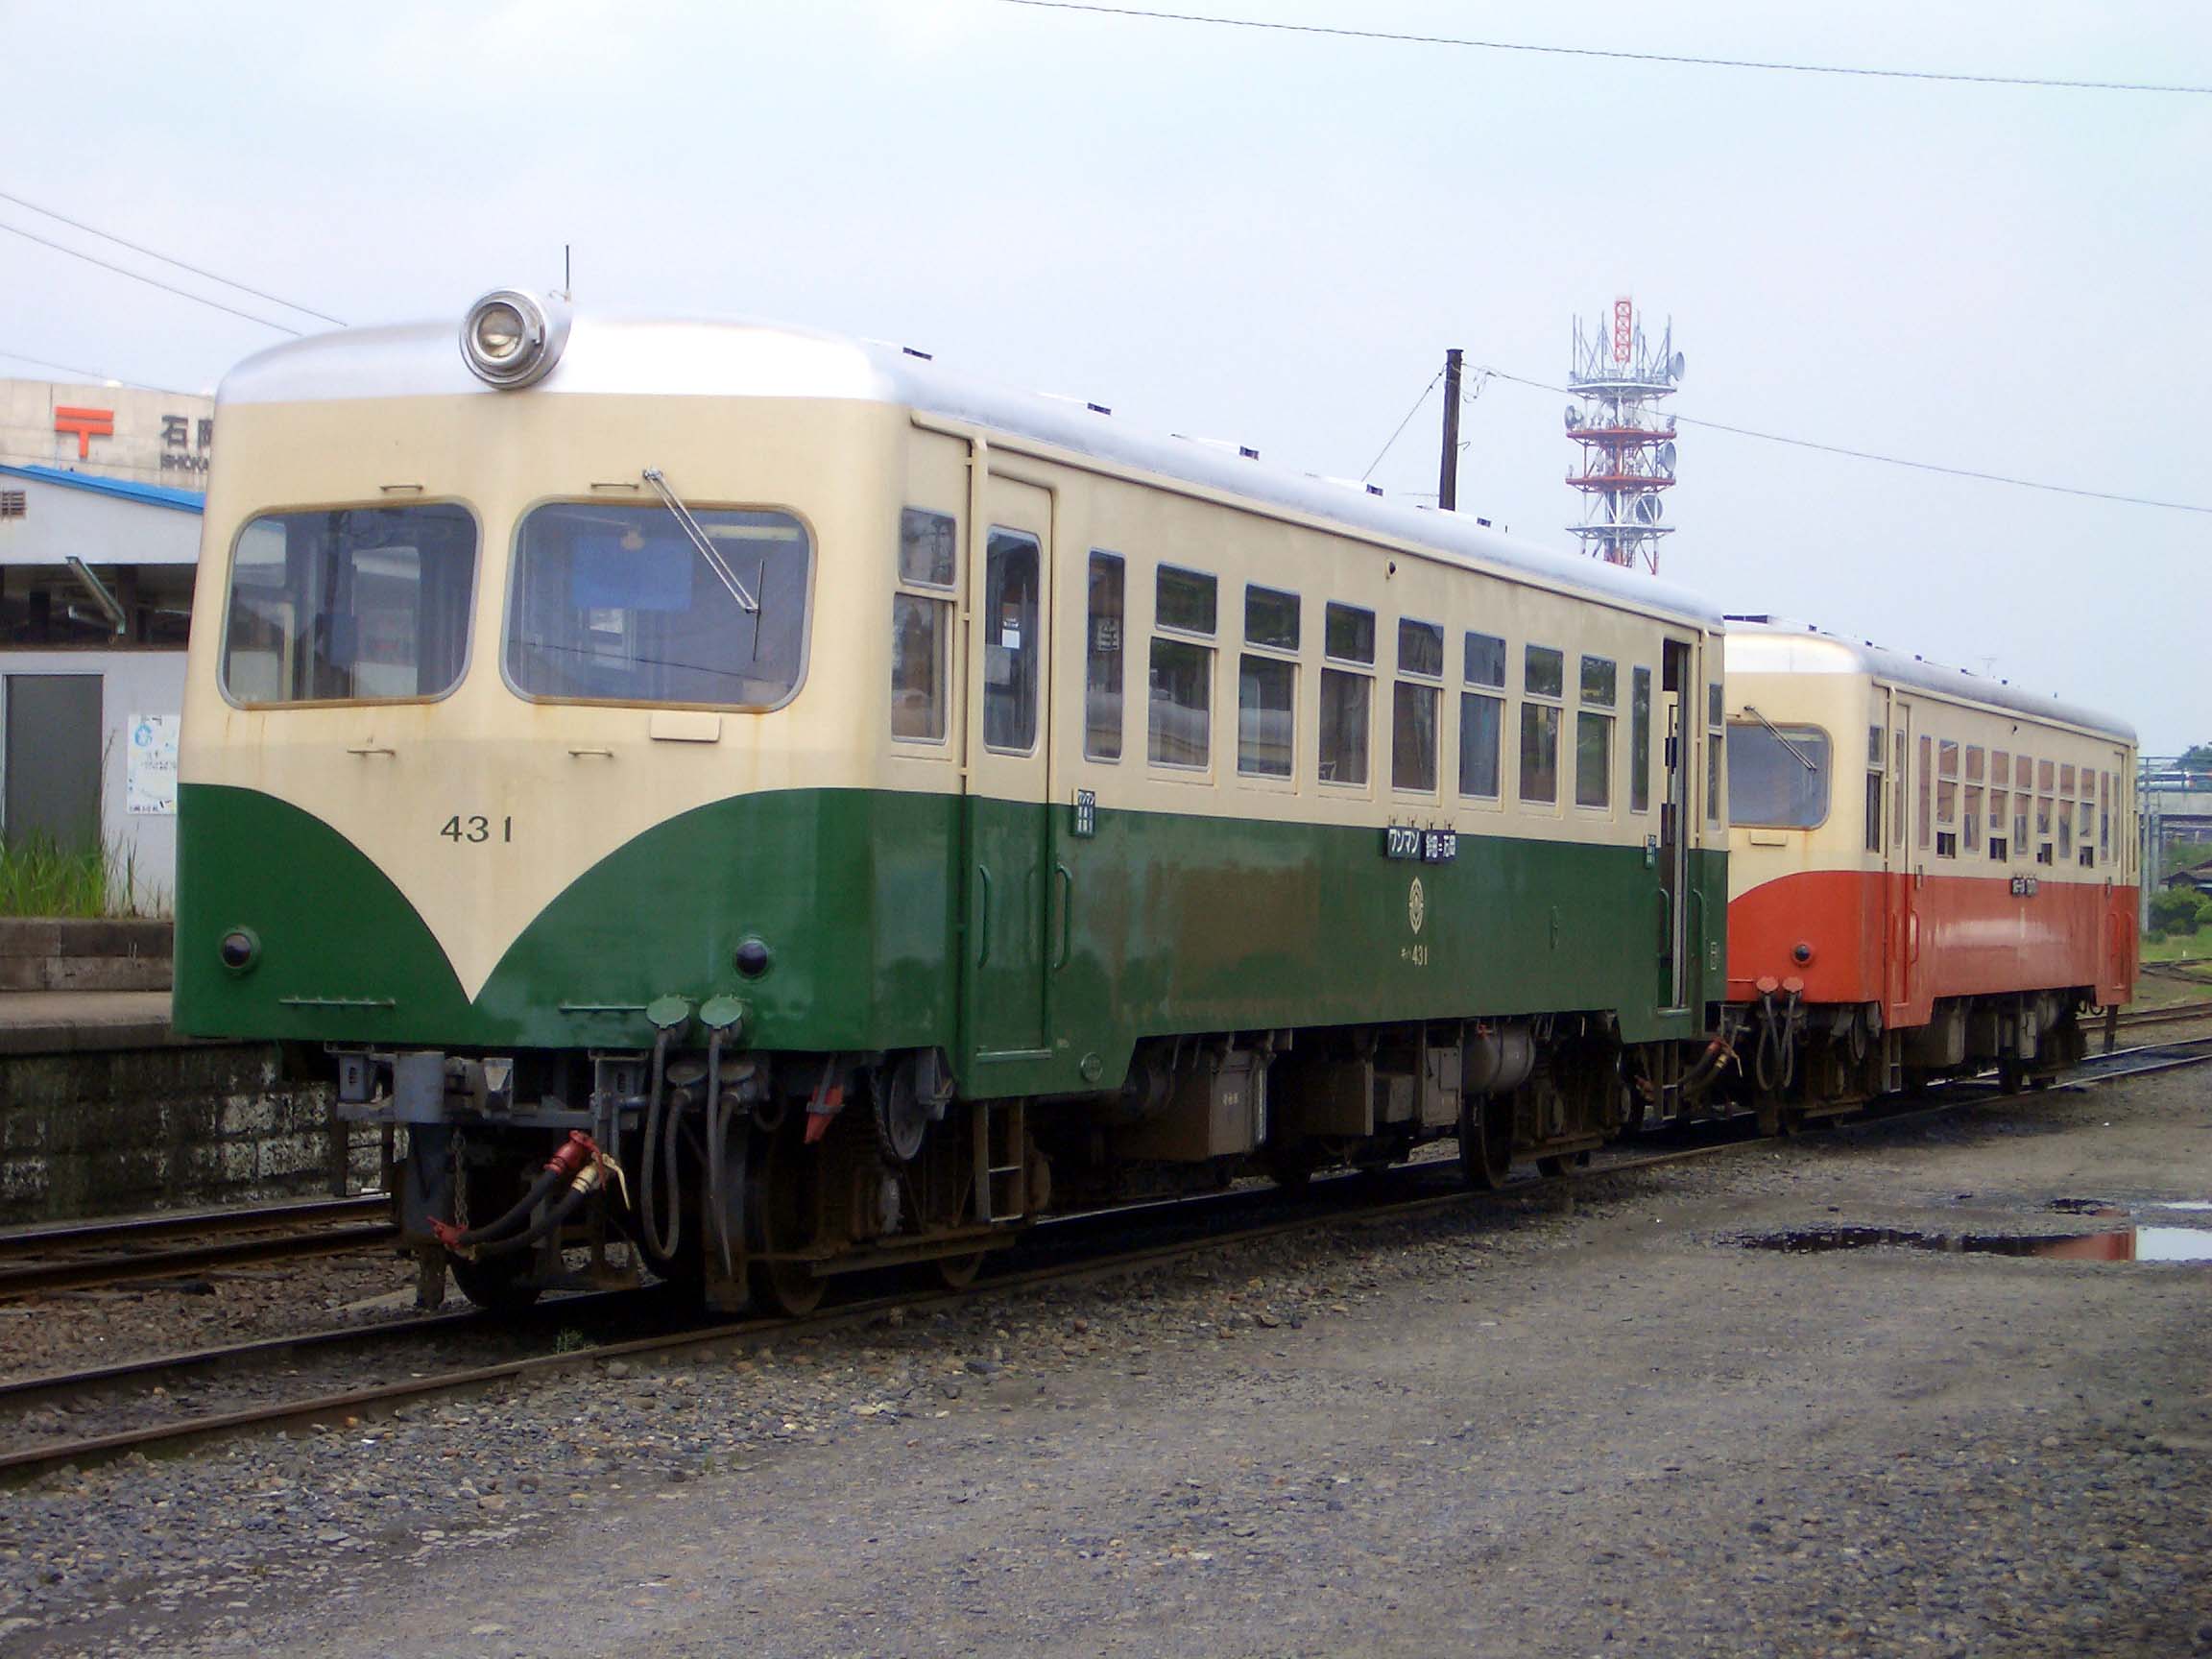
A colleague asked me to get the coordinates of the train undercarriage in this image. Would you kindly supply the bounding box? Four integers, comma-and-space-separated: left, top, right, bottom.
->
338, 988, 2097, 1314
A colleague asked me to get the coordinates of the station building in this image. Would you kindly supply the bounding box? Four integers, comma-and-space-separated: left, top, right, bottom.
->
0, 379, 216, 910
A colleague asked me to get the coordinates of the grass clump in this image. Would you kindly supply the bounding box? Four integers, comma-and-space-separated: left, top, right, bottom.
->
0, 833, 163, 919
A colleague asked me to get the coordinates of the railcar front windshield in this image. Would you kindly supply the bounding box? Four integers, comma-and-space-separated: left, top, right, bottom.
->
221, 504, 478, 705
1726, 721, 1832, 830
505, 502, 812, 709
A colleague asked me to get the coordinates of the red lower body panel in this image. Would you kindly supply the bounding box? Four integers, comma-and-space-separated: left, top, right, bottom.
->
1728, 869, 2137, 1027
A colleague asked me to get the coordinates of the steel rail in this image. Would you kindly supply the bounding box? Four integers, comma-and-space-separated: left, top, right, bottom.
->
2111, 999, 2212, 1029
0, 1194, 389, 1257
5, 1037, 2207, 1484
0, 1208, 399, 1299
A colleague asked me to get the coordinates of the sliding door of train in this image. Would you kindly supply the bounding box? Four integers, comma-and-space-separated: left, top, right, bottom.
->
959, 471, 1057, 1068
1656, 637, 1694, 1010
1881, 688, 1918, 1022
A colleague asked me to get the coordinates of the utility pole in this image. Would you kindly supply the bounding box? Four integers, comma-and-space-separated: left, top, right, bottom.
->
1437, 349, 1463, 511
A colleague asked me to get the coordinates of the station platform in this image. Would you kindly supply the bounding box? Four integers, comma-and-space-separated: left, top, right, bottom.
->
0, 990, 181, 1056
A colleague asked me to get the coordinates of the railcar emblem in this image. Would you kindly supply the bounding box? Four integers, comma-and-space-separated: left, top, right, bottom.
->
1408, 876, 1426, 935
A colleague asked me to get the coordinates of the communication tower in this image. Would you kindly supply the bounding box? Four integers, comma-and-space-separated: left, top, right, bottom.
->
1565, 298, 1683, 572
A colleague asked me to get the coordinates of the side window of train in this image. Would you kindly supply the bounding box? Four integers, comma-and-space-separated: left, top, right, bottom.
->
1520, 644, 1564, 805
2100, 769, 2112, 860
1575, 655, 1616, 811
2058, 762, 2077, 860
1393, 619, 1445, 793
1629, 665, 1653, 814
891, 508, 956, 744
1239, 584, 1299, 779
1935, 740, 1960, 857
1460, 631, 1506, 801
1963, 745, 1984, 854
2036, 757, 2056, 863
1989, 751, 2010, 860
2011, 753, 2032, 858
1319, 602, 1375, 787
1150, 565, 1215, 769
982, 527, 1040, 753
1916, 735, 1933, 851
1864, 725, 1885, 854
1704, 680, 1724, 826
1085, 552, 1125, 761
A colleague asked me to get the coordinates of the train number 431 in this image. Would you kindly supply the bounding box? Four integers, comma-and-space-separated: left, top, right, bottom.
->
440, 815, 513, 844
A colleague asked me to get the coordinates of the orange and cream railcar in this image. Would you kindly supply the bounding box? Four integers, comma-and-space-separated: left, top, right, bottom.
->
1721, 618, 2137, 1108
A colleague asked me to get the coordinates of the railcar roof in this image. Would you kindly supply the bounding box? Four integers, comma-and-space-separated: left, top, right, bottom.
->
1724, 617, 2134, 744
220, 311, 1723, 630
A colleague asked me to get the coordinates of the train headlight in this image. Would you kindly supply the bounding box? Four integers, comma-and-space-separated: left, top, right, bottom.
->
459, 288, 570, 389
219, 927, 260, 974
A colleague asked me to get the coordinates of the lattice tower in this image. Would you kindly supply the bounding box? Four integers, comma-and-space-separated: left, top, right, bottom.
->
1566, 298, 1683, 572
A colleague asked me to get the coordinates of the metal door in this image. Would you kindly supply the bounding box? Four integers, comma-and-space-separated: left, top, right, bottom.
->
4, 674, 103, 849
1656, 638, 1693, 1010
959, 473, 1055, 1063
1883, 692, 1917, 1020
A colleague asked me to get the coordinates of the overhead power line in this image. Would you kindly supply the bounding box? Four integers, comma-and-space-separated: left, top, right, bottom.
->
0, 188, 346, 326
988, 1, 2212, 95
1464, 364, 2212, 517
0, 219, 305, 336
1361, 366, 1442, 480
0, 346, 175, 392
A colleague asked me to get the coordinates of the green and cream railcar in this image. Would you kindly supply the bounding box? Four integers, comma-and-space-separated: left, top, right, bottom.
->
174, 293, 1729, 1310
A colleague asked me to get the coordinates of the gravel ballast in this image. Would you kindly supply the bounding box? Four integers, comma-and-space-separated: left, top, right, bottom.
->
2, 1067, 2208, 1657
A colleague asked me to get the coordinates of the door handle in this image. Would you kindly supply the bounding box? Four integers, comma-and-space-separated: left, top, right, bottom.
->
345, 743, 396, 757
1052, 863, 1074, 972
974, 866, 993, 970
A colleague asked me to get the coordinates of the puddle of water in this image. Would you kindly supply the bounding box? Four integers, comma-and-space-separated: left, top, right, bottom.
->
1742, 1226, 2212, 1263
2048, 1196, 2212, 1220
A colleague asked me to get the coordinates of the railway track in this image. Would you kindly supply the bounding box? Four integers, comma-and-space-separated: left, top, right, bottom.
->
6, 1031, 2206, 1486
0, 1193, 396, 1299
2111, 998, 2212, 1031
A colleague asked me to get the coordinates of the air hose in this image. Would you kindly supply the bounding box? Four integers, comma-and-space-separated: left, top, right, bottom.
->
706, 1027, 736, 1279
430, 1131, 601, 1254
637, 1030, 686, 1262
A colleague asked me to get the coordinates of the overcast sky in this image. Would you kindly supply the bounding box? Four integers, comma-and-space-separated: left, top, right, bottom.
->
6, 0, 2206, 749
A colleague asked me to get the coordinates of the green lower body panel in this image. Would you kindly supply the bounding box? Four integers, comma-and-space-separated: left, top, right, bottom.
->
175, 782, 1725, 1096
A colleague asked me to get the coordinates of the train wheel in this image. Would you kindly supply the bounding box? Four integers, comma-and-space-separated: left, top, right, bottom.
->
1998, 1058, 2027, 1095
1535, 1155, 1569, 1179
746, 1120, 827, 1318
1458, 1094, 1513, 1190
450, 1251, 542, 1313
933, 1251, 987, 1290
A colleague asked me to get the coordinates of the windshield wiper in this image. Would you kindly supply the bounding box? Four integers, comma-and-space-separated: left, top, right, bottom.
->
1743, 703, 1817, 773
641, 468, 757, 613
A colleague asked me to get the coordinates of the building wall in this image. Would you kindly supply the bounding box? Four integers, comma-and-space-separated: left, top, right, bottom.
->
0, 650, 186, 910
0, 379, 216, 486
0, 470, 204, 566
